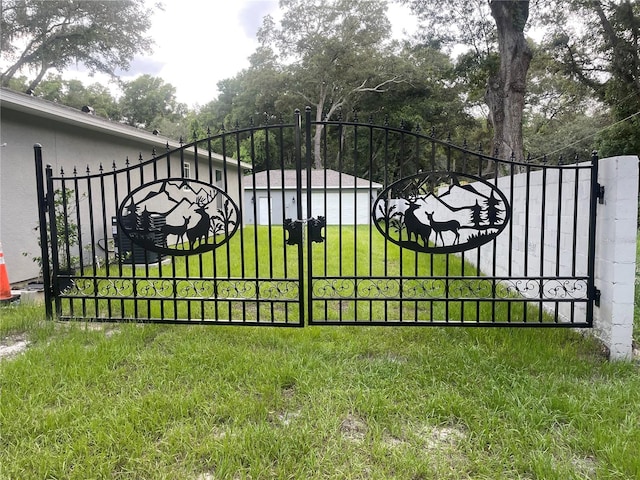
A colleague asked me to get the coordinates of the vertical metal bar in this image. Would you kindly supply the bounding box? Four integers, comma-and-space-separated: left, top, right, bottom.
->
353, 121, 359, 323
383, 124, 389, 322
45, 166, 62, 317
72, 173, 83, 318
112, 162, 125, 320
85, 167, 99, 318
297, 108, 307, 325
34, 145, 53, 320
193, 139, 205, 322
249, 124, 260, 322
234, 129, 247, 322
507, 161, 515, 323
413, 129, 420, 322
99, 165, 111, 319
586, 152, 599, 326
475, 153, 483, 322
539, 164, 548, 322
523, 160, 531, 322
305, 108, 314, 323
322, 123, 328, 321
491, 159, 499, 323
571, 166, 580, 323
399, 130, 405, 322
368, 123, 374, 321
278, 125, 289, 322
337, 118, 344, 322
554, 168, 564, 322
212, 137, 222, 320
445, 141, 452, 323
264, 126, 275, 322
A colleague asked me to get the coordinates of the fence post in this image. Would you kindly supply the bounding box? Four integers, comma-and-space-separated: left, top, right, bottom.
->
593, 155, 639, 360
33, 144, 53, 320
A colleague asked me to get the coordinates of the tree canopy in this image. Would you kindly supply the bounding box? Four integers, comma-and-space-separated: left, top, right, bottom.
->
1, 0, 156, 90
2, 0, 637, 161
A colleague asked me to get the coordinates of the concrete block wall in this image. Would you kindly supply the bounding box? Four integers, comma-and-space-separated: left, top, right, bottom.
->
458, 156, 638, 360
592, 156, 638, 360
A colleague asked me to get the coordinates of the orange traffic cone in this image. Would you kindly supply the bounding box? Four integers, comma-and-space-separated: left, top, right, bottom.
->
0, 243, 13, 300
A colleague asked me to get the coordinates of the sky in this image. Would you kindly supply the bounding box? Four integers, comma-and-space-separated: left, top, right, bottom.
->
63, 0, 418, 108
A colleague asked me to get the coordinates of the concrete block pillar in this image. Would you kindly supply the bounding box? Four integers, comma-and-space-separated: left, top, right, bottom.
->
593, 155, 639, 360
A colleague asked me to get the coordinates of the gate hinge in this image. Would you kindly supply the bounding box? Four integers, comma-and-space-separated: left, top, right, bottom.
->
596, 183, 605, 204
594, 287, 601, 307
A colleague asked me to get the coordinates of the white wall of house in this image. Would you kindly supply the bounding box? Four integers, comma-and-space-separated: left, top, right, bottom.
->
0, 90, 241, 284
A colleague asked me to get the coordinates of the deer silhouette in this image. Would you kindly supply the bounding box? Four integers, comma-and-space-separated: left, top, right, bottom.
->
426, 211, 460, 246
161, 215, 190, 248
187, 194, 214, 249
404, 201, 432, 246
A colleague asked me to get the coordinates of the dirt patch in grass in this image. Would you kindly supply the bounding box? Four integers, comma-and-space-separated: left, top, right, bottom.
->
340, 413, 368, 442
0, 334, 29, 359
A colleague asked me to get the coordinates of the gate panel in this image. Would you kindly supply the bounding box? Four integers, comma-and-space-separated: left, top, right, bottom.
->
304, 109, 598, 326
36, 121, 304, 325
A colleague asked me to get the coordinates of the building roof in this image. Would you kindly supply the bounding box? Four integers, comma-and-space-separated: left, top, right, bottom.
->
0, 87, 249, 167
244, 169, 383, 190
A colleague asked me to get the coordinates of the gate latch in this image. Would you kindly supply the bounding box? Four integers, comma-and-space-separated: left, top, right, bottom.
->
283, 218, 303, 246
309, 216, 326, 244
597, 183, 605, 204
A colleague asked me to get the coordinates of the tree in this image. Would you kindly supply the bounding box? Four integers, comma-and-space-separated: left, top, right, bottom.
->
522, 42, 607, 160
1, 0, 156, 90
485, 1, 532, 162
33, 74, 121, 120
119, 75, 186, 129
402, 0, 532, 162
258, 0, 404, 168
542, 0, 640, 156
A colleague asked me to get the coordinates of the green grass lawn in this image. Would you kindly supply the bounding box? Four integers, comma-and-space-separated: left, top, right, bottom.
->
0, 231, 638, 479
61, 226, 563, 326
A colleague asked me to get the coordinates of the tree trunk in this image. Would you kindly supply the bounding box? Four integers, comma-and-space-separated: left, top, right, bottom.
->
485, 1, 532, 165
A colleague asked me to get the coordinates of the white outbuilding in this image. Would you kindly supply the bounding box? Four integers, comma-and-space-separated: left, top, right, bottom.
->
243, 169, 382, 225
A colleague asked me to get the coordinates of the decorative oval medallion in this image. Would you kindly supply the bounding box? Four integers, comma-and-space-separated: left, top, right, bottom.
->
372, 171, 510, 254
117, 178, 240, 256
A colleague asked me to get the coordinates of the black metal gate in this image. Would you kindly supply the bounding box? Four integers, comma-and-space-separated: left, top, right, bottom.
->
35, 108, 600, 327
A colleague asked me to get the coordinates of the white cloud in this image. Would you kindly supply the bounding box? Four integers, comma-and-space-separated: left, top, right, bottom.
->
59, 0, 417, 108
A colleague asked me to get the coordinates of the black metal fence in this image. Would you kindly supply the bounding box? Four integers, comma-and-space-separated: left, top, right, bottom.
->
35, 108, 600, 326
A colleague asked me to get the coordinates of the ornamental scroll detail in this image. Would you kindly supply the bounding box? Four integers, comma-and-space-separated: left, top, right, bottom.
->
372, 171, 511, 254
117, 178, 239, 256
